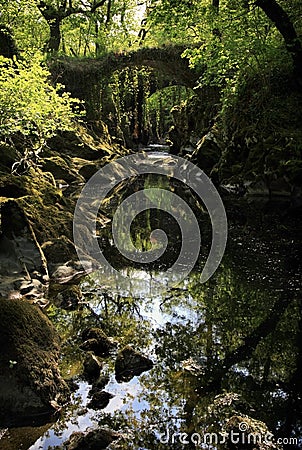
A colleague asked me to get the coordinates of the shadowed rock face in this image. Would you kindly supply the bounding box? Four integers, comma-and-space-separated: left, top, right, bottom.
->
0, 298, 69, 426
87, 390, 114, 409
62, 427, 121, 450
81, 327, 117, 357
0, 201, 49, 300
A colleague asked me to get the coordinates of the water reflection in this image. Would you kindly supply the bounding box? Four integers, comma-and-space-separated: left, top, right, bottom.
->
1, 180, 298, 450
22, 206, 301, 449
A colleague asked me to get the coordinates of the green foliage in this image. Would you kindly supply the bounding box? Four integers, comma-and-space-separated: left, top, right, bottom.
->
147, 85, 193, 137
61, 3, 142, 57
144, 0, 200, 45
143, 0, 301, 121
1, 0, 143, 56
0, 0, 48, 53
0, 55, 80, 148
182, 2, 293, 108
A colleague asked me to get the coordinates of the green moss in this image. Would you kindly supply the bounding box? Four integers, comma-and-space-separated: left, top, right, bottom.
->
0, 297, 59, 353
0, 297, 68, 416
215, 67, 302, 188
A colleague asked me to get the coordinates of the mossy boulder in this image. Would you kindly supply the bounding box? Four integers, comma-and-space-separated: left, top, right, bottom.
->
47, 128, 109, 161
61, 428, 121, 450
81, 327, 117, 357
82, 352, 102, 380
115, 345, 154, 382
0, 124, 125, 298
41, 156, 84, 183
0, 298, 69, 426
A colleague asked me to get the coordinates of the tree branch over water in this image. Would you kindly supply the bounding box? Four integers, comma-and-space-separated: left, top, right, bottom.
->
255, 0, 302, 78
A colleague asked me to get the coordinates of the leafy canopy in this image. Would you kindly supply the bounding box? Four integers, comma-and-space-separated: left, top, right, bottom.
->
0, 55, 80, 148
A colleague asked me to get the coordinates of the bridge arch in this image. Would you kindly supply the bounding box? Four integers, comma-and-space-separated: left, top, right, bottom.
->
51, 45, 199, 121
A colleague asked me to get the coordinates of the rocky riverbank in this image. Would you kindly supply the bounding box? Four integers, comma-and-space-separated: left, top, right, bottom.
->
0, 123, 127, 299
0, 122, 128, 427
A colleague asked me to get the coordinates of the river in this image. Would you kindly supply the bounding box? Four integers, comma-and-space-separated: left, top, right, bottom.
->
1, 152, 301, 450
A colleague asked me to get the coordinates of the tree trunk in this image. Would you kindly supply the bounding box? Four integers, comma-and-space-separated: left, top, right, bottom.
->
0, 25, 19, 59
256, 0, 302, 78
48, 18, 61, 53
212, 0, 219, 10
212, 0, 221, 39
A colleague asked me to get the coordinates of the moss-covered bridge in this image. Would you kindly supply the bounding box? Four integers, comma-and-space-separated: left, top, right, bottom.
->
51, 45, 200, 120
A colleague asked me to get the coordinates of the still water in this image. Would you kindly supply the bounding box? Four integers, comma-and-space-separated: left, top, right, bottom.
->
2, 169, 302, 449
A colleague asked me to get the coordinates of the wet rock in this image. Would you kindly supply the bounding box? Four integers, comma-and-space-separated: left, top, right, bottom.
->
0, 199, 49, 299
83, 352, 102, 380
63, 427, 121, 450
54, 285, 83, 310
42, 236, 77, 267
81, 327, 117, 357
87, 390, 114, 409
47, 129, 107, 161
41, 156, 84, 184
19, 278, 45, 299
50, 261, 89, 284
78, 162, 99, 181
0, 297, 69, 426
115, 345, 154, 382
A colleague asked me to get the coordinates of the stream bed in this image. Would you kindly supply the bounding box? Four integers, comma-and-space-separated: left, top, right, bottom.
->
0, 165, 301, 449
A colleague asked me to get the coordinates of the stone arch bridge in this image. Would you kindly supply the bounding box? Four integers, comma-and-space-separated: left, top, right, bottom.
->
50, 45, 200, 120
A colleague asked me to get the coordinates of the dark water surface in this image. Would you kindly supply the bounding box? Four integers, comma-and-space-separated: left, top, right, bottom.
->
1, 174, 302, 449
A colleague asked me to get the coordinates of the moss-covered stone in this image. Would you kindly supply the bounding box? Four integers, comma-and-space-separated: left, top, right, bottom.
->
46, 127, 111, 160
61, 427, 121, 450
213, 69, 302, 195
41, 156, 84, 183
81, 327, 117, 357
115, 345, 154, 382
0, 297, 69, 425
